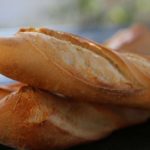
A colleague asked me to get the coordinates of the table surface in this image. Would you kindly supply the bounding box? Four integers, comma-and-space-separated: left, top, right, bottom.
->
0, 27, 150, 150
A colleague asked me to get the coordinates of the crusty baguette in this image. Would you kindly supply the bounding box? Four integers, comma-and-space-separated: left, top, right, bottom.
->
0, 86, 150, 150
105, 25, 150, 55
1, 28, 150, 108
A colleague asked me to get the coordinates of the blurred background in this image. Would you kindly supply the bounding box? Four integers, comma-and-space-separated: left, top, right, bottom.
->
0, 0, 150, 42
0, 0, 150, 28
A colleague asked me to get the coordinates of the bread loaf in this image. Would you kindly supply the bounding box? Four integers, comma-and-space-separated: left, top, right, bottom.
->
0, 28, 150, 108
0, 86, 149, 150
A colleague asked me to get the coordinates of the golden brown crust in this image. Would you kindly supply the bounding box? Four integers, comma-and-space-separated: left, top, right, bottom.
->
0, 28, 150, 108
0, 86, 149, 150
19, 27, 140, 86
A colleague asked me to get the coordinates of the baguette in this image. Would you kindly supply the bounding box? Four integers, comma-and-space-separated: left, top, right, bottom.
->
0, 28, 150, 108
0, 86, 150, 150
105, 25, 150, 55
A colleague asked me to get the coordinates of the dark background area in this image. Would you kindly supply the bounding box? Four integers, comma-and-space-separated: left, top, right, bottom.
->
1, 120, 150, 150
